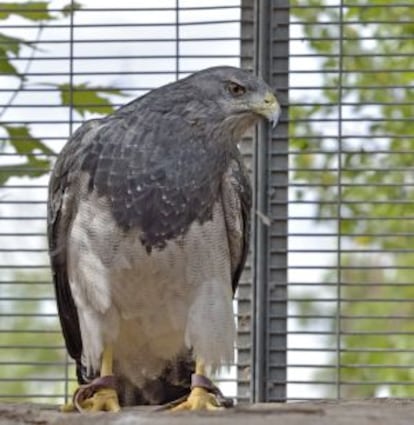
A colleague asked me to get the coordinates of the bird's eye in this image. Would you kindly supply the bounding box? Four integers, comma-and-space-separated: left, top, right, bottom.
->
228, 82, 246, 97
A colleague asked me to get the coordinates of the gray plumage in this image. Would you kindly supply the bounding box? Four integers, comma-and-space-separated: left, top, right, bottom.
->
47, 66, 279, 405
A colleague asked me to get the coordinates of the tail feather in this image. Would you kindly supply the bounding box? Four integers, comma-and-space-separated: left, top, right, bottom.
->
117, 351, 194, 406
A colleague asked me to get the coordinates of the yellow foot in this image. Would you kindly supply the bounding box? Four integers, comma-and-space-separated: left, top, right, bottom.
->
170, 387, 222, 411
78, 387, 120, 412
60, 388, 120, 413
61, 374, 120, 413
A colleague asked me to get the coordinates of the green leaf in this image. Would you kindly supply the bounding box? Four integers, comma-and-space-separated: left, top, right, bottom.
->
57, 83, 125, 117
0, 2, 53, 21
0, 49, 20, 76
0, 33, 31, 55
0, 159, 50, 185
61, 1, 82, 17
0, 125, 53, 185
4, 125, 54, 156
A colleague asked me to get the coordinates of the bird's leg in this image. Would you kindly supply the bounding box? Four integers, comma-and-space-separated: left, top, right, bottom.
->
60, 345, 120, 413
170, 359, 227, 411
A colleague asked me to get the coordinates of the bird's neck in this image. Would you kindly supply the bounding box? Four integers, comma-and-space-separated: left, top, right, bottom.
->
219, 113, 261, 142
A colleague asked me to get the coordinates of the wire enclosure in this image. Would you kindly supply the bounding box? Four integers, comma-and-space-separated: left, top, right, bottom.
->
0, 0, 413, 403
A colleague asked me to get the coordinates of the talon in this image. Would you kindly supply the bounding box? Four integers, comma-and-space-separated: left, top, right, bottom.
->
60, 388, 121, 413
60, 402, 76, 412
168, 360, 233, 412
60, 346, 121, 413
72, 376, 120, 413
171, 387, 222, 411
80, 388, 120, 412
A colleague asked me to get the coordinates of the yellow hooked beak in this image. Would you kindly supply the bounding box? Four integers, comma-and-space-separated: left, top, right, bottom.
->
252, 91, 281, 128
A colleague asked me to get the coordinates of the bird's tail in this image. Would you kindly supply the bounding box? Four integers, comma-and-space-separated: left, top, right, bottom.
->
115, 350, 194, 406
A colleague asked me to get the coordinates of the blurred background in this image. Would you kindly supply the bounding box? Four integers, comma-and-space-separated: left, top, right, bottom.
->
0, 0, 413, 404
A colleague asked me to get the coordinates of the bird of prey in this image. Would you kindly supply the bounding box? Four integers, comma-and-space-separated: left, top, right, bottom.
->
47, 66, 280, 412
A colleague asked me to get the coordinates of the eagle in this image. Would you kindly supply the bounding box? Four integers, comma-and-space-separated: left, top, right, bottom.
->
47, 66, 280, 412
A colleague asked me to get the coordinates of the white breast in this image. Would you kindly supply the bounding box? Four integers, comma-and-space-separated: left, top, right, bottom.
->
67, 186, 235, 386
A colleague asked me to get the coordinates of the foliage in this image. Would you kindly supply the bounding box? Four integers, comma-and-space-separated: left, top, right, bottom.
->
57, 83, 126, 117
0, 1, 123, 185
290, 1, 414, 396
0, 271, 76, 402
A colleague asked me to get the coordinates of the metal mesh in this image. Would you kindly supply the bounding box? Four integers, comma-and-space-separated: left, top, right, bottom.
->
1, 0, 413, 404
285, 0, 414, 401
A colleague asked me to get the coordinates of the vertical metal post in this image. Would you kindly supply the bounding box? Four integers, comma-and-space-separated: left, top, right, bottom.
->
251, 0, 272, 403
250, 0, 289, 402
238, 0, 255, 403
267, 0, 289, 402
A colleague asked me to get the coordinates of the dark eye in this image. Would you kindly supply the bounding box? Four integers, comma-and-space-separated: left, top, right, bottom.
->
228, 82, 246, 97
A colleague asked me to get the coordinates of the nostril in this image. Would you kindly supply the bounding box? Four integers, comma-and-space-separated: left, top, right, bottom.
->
264, 92, 276, 105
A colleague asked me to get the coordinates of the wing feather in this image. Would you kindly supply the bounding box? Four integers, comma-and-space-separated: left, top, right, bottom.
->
47, 119, 102, 382
221, 155, 252, 294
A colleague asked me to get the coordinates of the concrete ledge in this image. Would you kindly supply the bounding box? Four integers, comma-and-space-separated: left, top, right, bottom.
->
1, 399, 414, 425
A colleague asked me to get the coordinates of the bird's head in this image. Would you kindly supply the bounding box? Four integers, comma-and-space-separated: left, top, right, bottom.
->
184, 66, 281, 135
